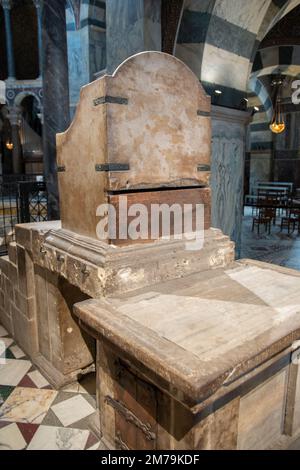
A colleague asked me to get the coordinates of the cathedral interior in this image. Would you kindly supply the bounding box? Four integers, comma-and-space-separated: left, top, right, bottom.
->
1, 0, 300, 452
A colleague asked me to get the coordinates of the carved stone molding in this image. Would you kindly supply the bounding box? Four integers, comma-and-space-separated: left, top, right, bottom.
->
33, 0, 43, 9
0, 0, 13, 10
7, 105, 22, 126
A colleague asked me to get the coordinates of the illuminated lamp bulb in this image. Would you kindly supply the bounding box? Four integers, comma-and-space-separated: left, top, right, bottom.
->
269, 121, 285, 134
269, 99, 285, 134
6, 140, 13, 150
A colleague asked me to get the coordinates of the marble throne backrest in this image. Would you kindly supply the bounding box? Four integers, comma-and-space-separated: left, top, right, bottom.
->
56, 51, 211, 239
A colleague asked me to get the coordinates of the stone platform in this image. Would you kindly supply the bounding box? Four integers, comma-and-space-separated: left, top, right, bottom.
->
74, 259, 300, 450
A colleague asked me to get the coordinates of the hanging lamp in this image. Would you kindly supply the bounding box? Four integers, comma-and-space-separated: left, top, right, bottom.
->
270, 97, 285, 134
270, 77, 285, 134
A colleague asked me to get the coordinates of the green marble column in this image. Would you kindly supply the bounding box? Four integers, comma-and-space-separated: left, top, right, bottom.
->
106, 0, 162, 73
1, 0, 15, 79
33, 0, 43, 78
42, 0, 70, 220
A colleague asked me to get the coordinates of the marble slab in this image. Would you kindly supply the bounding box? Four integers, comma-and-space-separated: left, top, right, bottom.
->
0, 359, 31, 386
27, 425, 89, 450
51, 394, 95, 427
74, 259, 300, 407
0, 423, 27, 450
0, 387, 57, 424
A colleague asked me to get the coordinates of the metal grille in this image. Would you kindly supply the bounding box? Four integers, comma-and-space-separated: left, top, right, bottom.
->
18, 182, 48, 224
0, 182, 19, 256
0, 175, 47, 256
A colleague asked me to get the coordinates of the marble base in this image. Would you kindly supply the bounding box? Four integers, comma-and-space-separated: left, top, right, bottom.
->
211, 106, 251, 257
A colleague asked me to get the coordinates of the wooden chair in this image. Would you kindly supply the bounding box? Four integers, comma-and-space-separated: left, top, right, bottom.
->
264, 199, 277, 225
281, 210, 299, 234
252, 208, 272, 235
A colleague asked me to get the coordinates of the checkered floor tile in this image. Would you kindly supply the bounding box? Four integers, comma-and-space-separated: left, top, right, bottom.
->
0, 325, 100, 450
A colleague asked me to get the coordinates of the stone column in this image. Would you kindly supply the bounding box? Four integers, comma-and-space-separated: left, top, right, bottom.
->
211, 106, 251, 258
7, 106, 23, 174
33, 0, 43, 78
105, 0, 162, 74
1, 0, 15, 79
42, 0, 70, 220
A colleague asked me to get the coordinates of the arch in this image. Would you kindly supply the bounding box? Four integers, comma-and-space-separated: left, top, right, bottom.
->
252, 45, 300, 79
66, 0, 77, 31
176, 0, 300, 107
248, 76, 273, 121
14, 90, 41, 110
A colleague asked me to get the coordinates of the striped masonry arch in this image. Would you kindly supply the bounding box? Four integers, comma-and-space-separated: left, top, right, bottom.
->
176, 0, 300, 108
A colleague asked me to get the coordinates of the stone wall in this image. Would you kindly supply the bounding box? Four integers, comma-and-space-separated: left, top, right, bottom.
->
0, 242, 38, 356
0, 221, 96, 388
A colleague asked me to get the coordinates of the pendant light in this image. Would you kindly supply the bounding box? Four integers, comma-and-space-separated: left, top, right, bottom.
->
270, 77, 285, 134
270, 97, 285, 134
5, 140, 13, 150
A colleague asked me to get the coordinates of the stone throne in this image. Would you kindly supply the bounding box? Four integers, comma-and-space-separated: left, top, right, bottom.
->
56, 51, 212, 243
0, 52, 234, 388
2, 52, 300, 450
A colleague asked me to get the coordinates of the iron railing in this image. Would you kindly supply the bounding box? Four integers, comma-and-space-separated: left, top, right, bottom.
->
0, 175, 47, 256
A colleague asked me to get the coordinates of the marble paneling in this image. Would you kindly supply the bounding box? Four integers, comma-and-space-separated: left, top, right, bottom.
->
106, 0, 161, 73
201, 44, 250, 91
42, 0, 70, 219
213, 0, 272, 34
211, 106, 250, 256
67, 28, 90, 111
175, 43, 204, 78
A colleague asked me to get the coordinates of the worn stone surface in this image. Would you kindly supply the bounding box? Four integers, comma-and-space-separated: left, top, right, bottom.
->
38, 228, 234, 298
74, 259, 300, 449
0, 251, 38, 357
74, 259, 300, 409
34, 267, 95, 376
237, 369, 288, 450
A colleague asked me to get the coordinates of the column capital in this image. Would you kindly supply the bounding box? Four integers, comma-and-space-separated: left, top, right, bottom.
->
7, 105, 22, 126
0, 0, 13, 10
33, 0, 43, 9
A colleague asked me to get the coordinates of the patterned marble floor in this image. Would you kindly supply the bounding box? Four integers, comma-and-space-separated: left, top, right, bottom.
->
0, 324, 101, 450
240, 207, 300, 271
